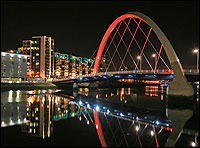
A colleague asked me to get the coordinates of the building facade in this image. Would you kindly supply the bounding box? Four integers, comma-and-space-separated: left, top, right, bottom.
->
54, 52, 95, 78
1, 52, 29, 80
22, 36, 54, 78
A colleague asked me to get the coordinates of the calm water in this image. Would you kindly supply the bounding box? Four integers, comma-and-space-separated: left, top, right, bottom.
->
1, 82, 199, 147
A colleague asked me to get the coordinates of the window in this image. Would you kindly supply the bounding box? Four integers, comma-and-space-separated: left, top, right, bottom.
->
36, 53, 39, 56
23, 59, 26, 62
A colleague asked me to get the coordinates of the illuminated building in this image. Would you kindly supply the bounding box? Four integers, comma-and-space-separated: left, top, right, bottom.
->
54, 52, 95, 78
23, 94, 54, 138
22, 36, 54, 78
22, 94, 80, 138
1, 52, 30, 80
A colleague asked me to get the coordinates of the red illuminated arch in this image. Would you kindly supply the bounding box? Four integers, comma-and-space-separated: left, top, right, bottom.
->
93, 13, 148, 75
93, 11, 183, 77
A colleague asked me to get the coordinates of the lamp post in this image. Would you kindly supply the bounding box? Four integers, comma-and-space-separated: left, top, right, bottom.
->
137, 56, 141, 72
193, 49, 199, 72
152, 53, 157, 73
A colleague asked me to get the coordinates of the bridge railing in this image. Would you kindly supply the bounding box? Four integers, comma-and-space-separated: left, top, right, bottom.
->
52, 69, 198, 82
183, 69, 199, 73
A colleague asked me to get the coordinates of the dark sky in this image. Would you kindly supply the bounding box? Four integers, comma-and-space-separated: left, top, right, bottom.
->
1, 1, 199, 68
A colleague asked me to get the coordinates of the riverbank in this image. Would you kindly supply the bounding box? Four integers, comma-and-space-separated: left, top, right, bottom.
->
1, 82, 58, 90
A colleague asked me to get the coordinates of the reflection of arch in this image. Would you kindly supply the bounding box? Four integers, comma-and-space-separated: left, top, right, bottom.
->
93, 109, 108, 147
93, 11, 193, 96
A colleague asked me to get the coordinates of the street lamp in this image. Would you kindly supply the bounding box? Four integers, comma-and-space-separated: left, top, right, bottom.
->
137, 56, 142, 72
193, 48, 199, 72
152, 53, 157, 73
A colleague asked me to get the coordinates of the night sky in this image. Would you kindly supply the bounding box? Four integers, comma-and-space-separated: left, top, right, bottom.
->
1, 1, 199, 68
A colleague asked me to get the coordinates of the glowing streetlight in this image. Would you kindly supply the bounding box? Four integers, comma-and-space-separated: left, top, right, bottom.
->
193, 48, 199, 72
150, 130, 154, 136
137, 56, 142, 72
191, 142, 196, 147
135, 126, 139, 132
152, 53, 157, 69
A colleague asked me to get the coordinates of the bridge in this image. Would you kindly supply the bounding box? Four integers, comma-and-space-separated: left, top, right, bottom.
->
52, 11, 199, 97
52, 69, 198, 90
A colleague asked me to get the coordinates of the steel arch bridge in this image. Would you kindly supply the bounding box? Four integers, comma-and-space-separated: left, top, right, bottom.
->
92, 11, 194, 96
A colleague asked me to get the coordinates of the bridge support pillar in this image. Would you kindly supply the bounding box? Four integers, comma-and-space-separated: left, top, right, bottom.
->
73, 82, 78, 89
168, 61, 194, 96
164, 109, 193, 147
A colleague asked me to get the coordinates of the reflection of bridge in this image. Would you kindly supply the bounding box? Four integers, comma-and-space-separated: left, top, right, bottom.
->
53, 92, 173, 147
52, 11, 198, 96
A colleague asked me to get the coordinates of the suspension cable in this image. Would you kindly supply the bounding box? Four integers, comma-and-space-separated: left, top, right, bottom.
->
104, 113, 119, 146
132, 18, 169, 69
116, 117, 129, 147
122, 19, 154, 71
118, 19, 141, 71
106, 18, 132, 72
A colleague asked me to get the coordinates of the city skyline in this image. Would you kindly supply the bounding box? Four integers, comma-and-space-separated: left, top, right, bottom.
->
1, 1, 199, 68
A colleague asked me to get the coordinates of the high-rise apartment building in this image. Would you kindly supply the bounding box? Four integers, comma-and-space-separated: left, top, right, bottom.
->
22, 36, 54, 78
54, 52, 95, 78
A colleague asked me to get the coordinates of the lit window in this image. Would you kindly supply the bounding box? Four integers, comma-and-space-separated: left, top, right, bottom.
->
36, 53, 39, 56
35, 62, 39, 65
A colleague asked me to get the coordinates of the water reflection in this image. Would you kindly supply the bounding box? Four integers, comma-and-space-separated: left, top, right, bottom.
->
2, 82, 198, 147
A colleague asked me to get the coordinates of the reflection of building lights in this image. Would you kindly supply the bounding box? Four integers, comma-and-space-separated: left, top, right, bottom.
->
107, 109, 110, 114
87, 104, 90, 107
150, 131, 154, 136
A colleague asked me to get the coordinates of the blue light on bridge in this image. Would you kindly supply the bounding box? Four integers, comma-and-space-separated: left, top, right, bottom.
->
78, 77, 83, 80
114, 75, 123, 78
153, 74, 158, 78
120, 113, 124, 117
127, 113, 132, 116
93, 76, 100, 79
153, 120, 160, 125
156, 120, 160, 125
127, 75, 135, 78
102, 75, 109, 79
